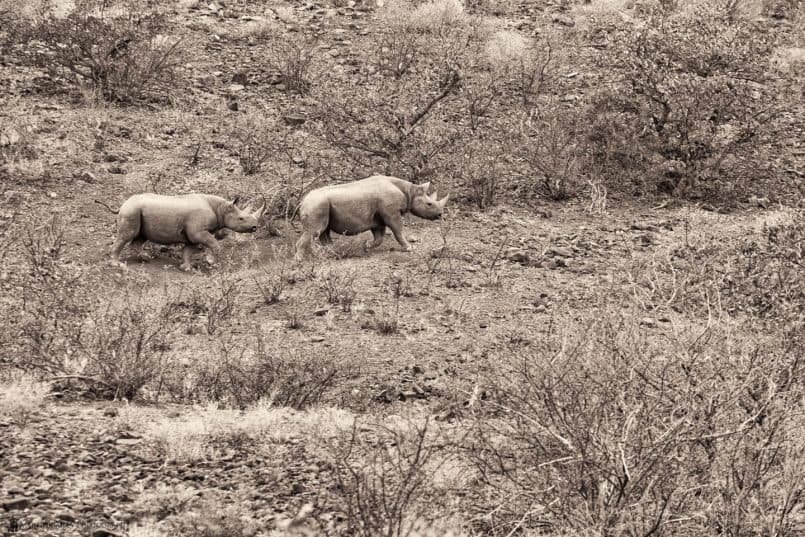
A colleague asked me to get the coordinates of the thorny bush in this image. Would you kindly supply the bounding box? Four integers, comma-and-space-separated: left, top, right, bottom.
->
19, 0, 185, 103
468, 312, 805, 536
587, 2, 779, 199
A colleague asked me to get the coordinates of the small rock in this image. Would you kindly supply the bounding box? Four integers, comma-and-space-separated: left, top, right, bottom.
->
92, 530, 124, 537
309, 335, 325, 343
506, 247, 529, 263
48, 191, 58, 199
227, 100, 239, 111
56, 512, 76, 523
640, 317, 657, 328
412, 365, 425, 374
79, 171, 97, 183
282, 114, 307, 126
548, 246, 573, 258
228, 83, 245, 92
231, 72, 248, 85
107, 165, 125, 174
631, 222, 659, 232
552, 15, 575, 27
2, 497, 32, 511
103, 406, 118, 417
749, 196, 769, 209
313, 308, 329, 316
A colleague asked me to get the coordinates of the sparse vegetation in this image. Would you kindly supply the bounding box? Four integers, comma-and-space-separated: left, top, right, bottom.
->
0, 0, 803, 534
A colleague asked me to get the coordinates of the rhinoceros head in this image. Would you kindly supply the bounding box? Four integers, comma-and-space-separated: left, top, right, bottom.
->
222, 197, 266, 233
410, 182, 449, 220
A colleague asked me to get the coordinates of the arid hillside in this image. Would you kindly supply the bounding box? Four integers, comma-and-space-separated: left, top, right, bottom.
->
1, 0, 803, 536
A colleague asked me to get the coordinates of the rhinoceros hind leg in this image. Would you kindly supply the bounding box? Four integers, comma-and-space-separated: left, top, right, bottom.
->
365, 225, 386, 250
318, 229, 332, 245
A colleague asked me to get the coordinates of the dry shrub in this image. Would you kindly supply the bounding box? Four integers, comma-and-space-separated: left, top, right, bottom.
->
468, 310, 805, 536
630, 211, 804, 323
0, 372, 49, 426
20, 0, 185, 103
332, 418, 456, 537
587, 1, 779, 199
172, 336, 346, 409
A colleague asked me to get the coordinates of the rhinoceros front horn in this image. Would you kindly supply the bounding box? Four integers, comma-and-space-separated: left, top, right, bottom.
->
253, 198, 267, 218
438, 192, 450, 208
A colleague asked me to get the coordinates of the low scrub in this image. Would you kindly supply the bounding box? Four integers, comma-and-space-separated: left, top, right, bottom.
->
172, 335, 346, 409
587, 1, 780, 199
0, 372, 49, 426
467, 310, 805, 536
18, 0, 185, 103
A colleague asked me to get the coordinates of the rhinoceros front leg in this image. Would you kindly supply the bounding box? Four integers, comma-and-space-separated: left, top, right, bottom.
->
295, 231, 314, 262
185, 230, 221, 270
382, 212, 411, 252
365, 225, 386, 250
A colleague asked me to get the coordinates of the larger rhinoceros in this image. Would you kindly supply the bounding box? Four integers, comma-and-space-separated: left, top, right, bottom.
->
96, 193, 265, 270
295, 175, 449, 261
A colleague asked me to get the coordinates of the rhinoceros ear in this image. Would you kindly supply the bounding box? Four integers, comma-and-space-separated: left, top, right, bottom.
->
230, 196, 241, 207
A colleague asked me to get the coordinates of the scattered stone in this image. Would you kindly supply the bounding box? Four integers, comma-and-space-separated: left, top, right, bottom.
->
228, 83, 245, 93
631, 222, 659, 232
552, 15, 575, 26
231, 72, 248, 85
640, 317, 658, 328
412, 364, 425, 375
2, 497, 32, 511
92, 530, 124, 537
48, 191, 58, 199
79, 171, 97, 183
506, 247, 529, 263
749, 195, 769, 209
107, 165, 125, 174
103, 407, 118, 417
548, 246, 573, 258
282, 114, 307, 126
56, 512, 76, 523
309, 335, 325, 343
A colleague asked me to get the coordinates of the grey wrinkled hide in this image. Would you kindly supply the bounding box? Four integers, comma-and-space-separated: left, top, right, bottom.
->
295, 175, 449, 260
109, 193, 265, 270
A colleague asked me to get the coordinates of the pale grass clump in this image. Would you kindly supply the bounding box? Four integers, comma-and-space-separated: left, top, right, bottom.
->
0, 373, 49, 426
147, 401, 356, 462
484, 28, 531, 70
410, 0, 467, 29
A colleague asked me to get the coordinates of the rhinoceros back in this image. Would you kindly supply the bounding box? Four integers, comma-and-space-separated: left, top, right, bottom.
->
300, 176, 410, 235
122, 193, 219, 244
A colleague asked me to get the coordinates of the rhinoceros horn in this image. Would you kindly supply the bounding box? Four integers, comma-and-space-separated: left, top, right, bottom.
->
252, 198, 267, 218
430, 191, 450, 208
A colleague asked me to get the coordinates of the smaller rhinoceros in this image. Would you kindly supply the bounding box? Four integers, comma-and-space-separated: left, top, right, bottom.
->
96, 193, 265, 271
295, 175, 449, 261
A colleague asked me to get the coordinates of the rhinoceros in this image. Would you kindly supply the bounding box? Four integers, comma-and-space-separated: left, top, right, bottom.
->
96, 193, 265, 270
295, 175, 449, 261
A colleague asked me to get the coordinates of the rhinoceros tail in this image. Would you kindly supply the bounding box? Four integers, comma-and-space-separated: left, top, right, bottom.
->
94, 199, 119, 215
